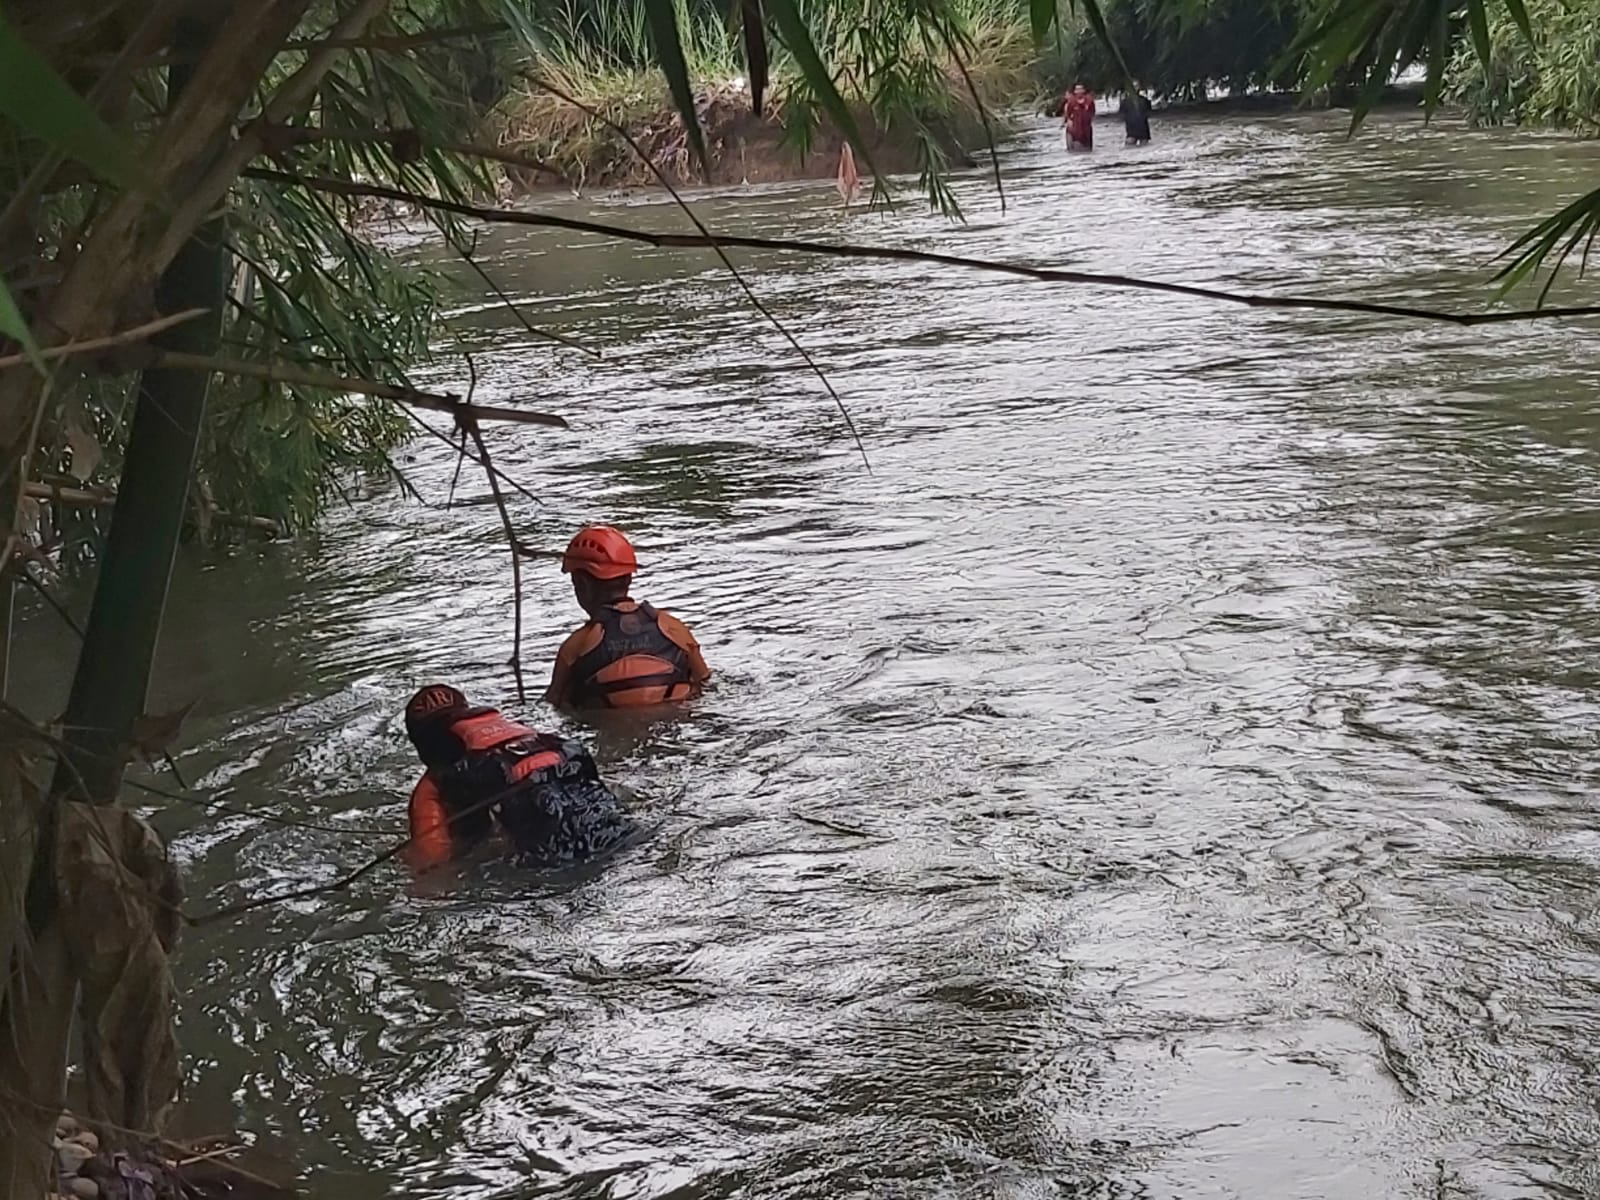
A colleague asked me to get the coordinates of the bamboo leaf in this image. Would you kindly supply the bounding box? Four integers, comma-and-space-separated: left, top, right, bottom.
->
127, 700, 199, 764
740, 0, 769, 114
1281, 0, 1394, 92
1433, 2, 1459, 113
1030, 0, 1057, 44
763, 0, 880, 179
1423, 3, 1449, 114
1494, 185, 1600, 301
935, 22, 1005, 213
0, 11, 147, 195
642, 0, 711, 180
1467, 0, 1492, 71
0, 272, 42, 372
1352, 35, 1403, 125
1501, 0, 1535, 43
1282, 0, 1373, 64
1079, 0, 1134, 87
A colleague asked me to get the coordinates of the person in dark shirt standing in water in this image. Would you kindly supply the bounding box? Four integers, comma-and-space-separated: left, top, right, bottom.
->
1120, 87, 1153, 146
546, 524, 711, 710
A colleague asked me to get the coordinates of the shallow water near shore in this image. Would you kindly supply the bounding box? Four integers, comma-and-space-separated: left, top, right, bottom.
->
17, 108, 1600, 1198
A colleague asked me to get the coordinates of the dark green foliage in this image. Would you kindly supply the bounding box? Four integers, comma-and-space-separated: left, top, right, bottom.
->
1049, 0, 1305, 100
1445, 0, 1600, 132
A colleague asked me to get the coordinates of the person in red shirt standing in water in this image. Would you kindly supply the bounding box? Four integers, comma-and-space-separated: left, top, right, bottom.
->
546, 524, 711, 710
1064, 82, 1096, 152
401, 684, 635, 873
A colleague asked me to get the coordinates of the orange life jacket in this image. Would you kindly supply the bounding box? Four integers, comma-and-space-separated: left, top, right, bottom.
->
426, 710, 567, 833
569, 602, 694, 708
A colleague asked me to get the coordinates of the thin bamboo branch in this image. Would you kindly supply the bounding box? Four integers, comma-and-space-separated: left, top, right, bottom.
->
450, 238, 600, 359
280, 22, 507, 51
465, 421, 525, 675
934, 25, 1006, 213
246, 169, 1600, 327
0, 1085, 289, 1196
21, 482, 280, 536
0, 310, 210, 372
82, 21, 510, 68
173, 1144, 247, 1169
524, 76, 870, 467
185, 766, 561, 926
253, 122, 565, 180
396, 405, 543, 507
122, 775, 392, 837
149, 351, 569, 428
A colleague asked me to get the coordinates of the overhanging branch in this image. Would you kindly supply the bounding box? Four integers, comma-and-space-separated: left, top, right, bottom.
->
280, 22, 507, 51
245, 169, 1600, 327
0, 310, 210, 372
150, 351, 569, 428
251, 121, 564, 180
22, 481, 280, 537
525, 75, 869, 468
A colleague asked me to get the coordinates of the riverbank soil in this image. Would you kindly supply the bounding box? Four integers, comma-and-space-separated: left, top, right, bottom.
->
496, 84, 988, 191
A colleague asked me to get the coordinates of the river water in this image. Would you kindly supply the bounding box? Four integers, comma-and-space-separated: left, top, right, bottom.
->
18, 108, 1600, 1199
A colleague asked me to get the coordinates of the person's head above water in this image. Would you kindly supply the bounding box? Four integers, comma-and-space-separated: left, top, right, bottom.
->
404, 683, 471, 768
562, 524, 637, 616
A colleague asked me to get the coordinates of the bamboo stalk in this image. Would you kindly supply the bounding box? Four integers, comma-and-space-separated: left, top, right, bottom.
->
153, 0, 395, 271
51, 9, 232, 817
465, 423, 524, 676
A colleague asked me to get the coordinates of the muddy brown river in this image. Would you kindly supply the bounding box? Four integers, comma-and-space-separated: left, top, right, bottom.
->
17, 107, 1600, 1198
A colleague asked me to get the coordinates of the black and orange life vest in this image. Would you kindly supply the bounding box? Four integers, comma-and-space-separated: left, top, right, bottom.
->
429, 709, 594, 838
569, 602, 693, 708
425, 710, 630, 870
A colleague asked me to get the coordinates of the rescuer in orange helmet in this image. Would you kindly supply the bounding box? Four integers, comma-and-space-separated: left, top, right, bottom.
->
545, 524, 710, 710
401, 684, 633, 872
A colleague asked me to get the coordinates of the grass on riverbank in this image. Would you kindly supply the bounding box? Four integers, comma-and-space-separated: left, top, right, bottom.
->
494, 0, 1039, 197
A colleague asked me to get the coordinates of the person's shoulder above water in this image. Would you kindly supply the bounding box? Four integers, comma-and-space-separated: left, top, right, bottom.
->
650, 606, 711, 684
544, 619, 598, 706
405, 771, 453, 872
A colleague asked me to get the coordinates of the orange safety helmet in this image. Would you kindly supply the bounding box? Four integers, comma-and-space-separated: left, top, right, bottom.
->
561, 524, 638, 580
